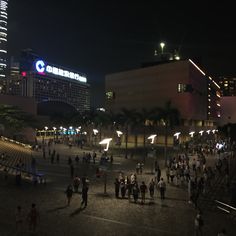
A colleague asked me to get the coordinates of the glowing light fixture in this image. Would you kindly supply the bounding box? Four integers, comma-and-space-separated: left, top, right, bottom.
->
189, 131, 195, 138
93, 129, 99, 135
99, 138, 112, 151
116, 131, 123, 137
160, 42, 165, 54
173, 132, 181, 139
147, 134, 157, 144
199, 130, 204, 136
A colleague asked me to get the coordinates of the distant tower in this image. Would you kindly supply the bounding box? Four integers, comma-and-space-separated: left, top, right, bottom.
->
0, 0, 8, 79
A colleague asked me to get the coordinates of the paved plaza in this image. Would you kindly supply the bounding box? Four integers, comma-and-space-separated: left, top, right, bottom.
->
0, 141, 236, 236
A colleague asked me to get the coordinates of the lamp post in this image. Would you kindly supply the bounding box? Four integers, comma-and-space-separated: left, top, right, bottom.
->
99, 138, 112, 195
160, 42, 165, 54
93, 129, 99, 146
44, 126, 48, 138
147, 134, 157, 173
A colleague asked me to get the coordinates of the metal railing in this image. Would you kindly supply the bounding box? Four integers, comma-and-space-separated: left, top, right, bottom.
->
215, 200, 236, 216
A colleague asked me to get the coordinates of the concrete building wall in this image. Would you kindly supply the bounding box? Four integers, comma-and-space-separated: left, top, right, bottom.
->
105, 60, 209, 121
219, 97, 236, 125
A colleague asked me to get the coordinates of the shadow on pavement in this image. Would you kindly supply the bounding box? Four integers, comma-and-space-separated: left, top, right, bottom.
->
70, 207, 85, 217
47, 205, 68, 212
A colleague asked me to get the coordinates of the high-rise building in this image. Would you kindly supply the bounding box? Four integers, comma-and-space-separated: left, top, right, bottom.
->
8, 50, 90, 115
0, 0, 8, 79
219, 77, 236, 96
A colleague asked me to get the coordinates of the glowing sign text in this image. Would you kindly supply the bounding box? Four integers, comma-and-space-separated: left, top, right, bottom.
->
35, 60, 87, 83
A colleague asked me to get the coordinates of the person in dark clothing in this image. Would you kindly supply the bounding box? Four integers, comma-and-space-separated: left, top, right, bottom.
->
81, 184, 89, 207
75, 155, 79, 164
65, 184, 73, 206
70, 164, 74, 178
56, 153, 60, 163
114, 178, 120, 198
132, 183, 139, 203
120, 180, 126, 198
68, 156, 72, 165
140, 181, 147, 204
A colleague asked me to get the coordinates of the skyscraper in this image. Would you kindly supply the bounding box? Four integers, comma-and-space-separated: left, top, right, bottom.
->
0, 0, 8, 80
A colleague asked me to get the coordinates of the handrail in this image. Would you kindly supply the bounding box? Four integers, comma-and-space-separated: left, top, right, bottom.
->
215, 200, 236, 214
1, 136, 32, 149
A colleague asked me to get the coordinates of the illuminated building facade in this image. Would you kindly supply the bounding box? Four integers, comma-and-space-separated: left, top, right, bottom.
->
8, 50, 90, 114
0, 0, 8, 93
105, 59, 221, 128
219, 77, 236, 97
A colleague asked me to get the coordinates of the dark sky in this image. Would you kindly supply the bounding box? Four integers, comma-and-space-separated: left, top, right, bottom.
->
7, 0, 236, 107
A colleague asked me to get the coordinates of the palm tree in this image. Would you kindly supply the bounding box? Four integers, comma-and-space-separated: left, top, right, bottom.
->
156, 101, 180, 166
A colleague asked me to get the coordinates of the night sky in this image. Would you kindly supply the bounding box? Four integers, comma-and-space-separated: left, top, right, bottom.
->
8, 0, 236, 107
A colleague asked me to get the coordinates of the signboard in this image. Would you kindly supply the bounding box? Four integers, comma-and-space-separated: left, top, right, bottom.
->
35, 60, 87, 83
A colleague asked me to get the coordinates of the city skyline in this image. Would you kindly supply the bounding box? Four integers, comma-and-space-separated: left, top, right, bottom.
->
7, 0, 236, 106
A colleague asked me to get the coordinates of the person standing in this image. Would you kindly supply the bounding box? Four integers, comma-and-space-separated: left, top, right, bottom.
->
81, 184, 89, 208
157, 178, 166, 200
27, 203, 40, 233
65, 184, 73, 206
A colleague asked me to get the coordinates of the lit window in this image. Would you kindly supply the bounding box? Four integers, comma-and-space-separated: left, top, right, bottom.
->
106, 91, 115, 100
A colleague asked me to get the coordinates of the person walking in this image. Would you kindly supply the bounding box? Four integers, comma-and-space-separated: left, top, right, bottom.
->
73, 176, 80, 193
81, 184, 89, 208
70, 164, 74, 179
149, 178, 155, 201
194, 210, 203, 236
132, 183, 139, 203
65, 184, 73, 206
120, 180, 126, 198
114, 178, 120, 198
15, 205, 23, 234
140, 181, 147, 204
27, 203, 40, 233
157, 178, 166, 200
56, 153, 60, 163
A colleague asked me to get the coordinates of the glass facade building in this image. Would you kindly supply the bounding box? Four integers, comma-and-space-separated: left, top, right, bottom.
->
0, 0, 8, 78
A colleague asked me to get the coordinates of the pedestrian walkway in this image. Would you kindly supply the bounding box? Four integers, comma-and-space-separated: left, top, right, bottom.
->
0, 140, 235, 236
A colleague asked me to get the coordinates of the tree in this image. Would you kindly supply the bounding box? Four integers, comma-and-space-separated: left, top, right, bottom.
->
156, 101, 180, 166
0, 104, 37, 136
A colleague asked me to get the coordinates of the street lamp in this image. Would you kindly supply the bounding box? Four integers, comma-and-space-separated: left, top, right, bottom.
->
44, 126, 48, 137
189, 131, 195, 138
160, 42, 165, 54
174, 132, 181, 140
99, 138, 112, 151
93, 129, 99, 135
199, 130, 204, 136
116, 130, 123, 137
147, 134, 157, 144
206, 130, 211, 134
